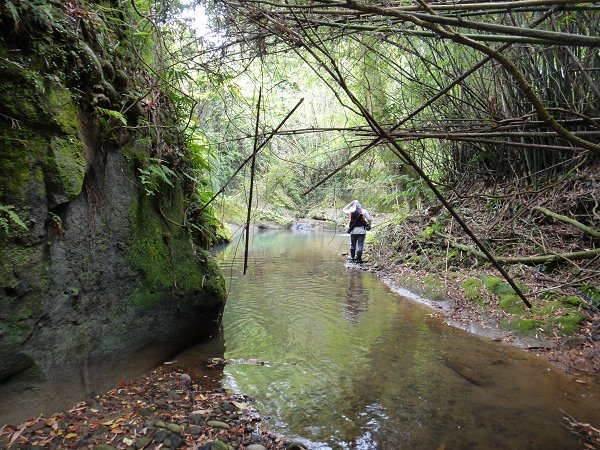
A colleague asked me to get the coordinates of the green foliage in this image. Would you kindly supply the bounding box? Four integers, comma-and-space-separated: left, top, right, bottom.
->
421, 220, 444, 239
138, 158, 177, 196
96, 107, 127, 126
0, 204, 27, 234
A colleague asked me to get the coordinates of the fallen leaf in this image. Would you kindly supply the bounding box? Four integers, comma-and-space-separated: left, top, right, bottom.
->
123, 437, 134, 445
65, 433, 77, 439
231, 401, 248, 410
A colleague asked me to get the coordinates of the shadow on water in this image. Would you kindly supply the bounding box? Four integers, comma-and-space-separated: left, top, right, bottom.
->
184, 230, 600, 450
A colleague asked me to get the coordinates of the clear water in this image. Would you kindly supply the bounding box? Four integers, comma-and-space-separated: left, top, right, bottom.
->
203, 230, 600, 449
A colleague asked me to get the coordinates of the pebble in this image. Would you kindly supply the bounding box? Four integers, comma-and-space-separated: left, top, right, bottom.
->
28, 421, 47, 432
155, 419, 167, 428
155, 430, 170, 442
164, 435, 182, 448
246, 445, 267, 450
180, 373, 192, 383
143, 419, 155, 428
222, 402, 237, 412
134, 436, 151, 449
139, 407, 154, 417
207, 441, 229, 450
189, 412, 206, 425
167, 389, 180, 399
207, 420, 231, 430
187, 424, 202, 435
167, 422, 183, 434
287, 443, 308, 450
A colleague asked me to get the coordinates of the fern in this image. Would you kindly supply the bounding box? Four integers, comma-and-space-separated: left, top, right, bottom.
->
138, 158, 178, 195
96, 107, 127, 125
0, 204, 27, 234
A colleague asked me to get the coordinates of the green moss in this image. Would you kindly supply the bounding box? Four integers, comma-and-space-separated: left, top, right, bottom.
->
0, 63, 43, 123
462, 278, 486, 307
515, 319, 543, 333
561, 295, 586, 307
421, 274, 446, 301
0, 127, 47, 198
45, 136, 86, 206
481, 275, 526, 296
0, 246, 38, 289
532, 300, 561, 316
498, 294, 527, 315
127, 190, 226, 308
131, 288, 168, 309
553, 310, 585, 335
43, 80, 79, 134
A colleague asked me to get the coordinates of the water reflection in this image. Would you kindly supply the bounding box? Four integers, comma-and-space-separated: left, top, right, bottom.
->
210, 231, 600, 449
342, 270, 368, 325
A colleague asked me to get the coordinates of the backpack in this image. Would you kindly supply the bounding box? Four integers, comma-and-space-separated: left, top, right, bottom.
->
347, 208, 370, 233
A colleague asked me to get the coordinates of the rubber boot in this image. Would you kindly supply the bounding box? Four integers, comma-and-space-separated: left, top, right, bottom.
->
356, 250, 363, 263
350, 249, 355, 261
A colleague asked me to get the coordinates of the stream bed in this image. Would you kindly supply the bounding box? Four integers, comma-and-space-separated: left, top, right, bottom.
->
180, 230, 600, 449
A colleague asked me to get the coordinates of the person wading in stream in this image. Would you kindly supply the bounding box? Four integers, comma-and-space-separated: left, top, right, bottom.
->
342, 200, 372, 264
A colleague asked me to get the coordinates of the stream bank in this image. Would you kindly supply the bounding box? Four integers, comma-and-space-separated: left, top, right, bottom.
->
0, 366, 300, 450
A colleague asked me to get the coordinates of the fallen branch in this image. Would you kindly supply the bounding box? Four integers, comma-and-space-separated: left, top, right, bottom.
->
562, 410, 600, 450
436, 231, 600, 264
533, 206, 600, 239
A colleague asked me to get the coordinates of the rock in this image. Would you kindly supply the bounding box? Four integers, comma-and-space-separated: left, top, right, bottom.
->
154, 430, 170, 442
139, 407, 154, 417
207, 441, 229, 450
189, 412, 206, 425
287, 443, 308, 450
246, 445, 267, 450
207, 420, 231, 430
27, 421, 47, 432
155, 420, 167, 428
221, 402, 237, 412
143, 419, 155, 428
164, 435, 182, 448
167, 423, 183, 434
251, 432, 262, 441
179, 373, 192, 383
134, 437, 151, 449
167, 389, 180, 399
187, 424, 202, 436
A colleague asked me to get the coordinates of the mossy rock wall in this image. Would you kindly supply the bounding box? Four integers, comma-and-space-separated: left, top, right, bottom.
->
0, 1, 226, 395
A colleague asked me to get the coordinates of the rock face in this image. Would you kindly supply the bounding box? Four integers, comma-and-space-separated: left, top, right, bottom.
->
0, 1, 226, 394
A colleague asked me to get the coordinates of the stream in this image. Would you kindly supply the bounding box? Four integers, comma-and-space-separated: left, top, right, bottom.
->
179, 229, 600, 449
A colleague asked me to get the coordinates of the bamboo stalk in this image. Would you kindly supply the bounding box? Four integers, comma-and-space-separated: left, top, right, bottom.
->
244, 87, 262, 275
533, 206, 600, 239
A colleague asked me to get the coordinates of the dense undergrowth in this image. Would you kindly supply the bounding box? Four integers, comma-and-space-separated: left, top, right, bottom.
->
368, 165, 600, 342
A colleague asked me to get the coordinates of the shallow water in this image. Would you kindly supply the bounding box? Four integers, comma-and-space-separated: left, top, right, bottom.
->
189, 230, 600, 449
